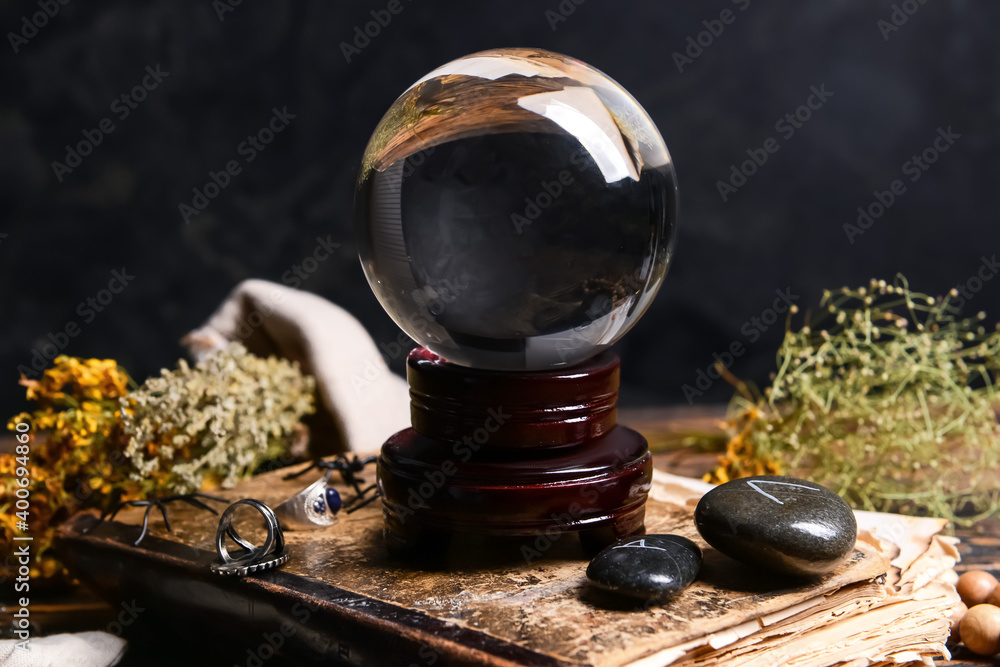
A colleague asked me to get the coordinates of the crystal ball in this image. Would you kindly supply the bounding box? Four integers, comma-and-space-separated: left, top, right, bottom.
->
355, 48, 678, 370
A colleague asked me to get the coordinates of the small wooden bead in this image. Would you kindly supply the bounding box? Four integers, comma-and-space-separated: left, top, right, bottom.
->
957, 570, 999, 607
949, 601, 968, 645
960, 604, 1000, 656
987, 584, 1000, 608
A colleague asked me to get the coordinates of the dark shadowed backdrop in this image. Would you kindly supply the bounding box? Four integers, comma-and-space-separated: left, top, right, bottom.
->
2, 0, 998, 413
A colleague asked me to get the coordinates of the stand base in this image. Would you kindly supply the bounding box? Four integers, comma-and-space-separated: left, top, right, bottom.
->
378, 425, 652, 555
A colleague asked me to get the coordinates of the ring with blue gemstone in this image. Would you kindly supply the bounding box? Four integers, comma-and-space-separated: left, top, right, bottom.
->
274, 470, 343, 531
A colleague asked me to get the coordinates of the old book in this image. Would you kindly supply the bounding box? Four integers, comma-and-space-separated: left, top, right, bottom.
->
56, 463, 958, 666
645, 476, 959, 667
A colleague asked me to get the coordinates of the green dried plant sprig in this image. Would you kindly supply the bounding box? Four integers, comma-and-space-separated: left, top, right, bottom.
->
715, 275, 1000, 526
121, 343, 316, 494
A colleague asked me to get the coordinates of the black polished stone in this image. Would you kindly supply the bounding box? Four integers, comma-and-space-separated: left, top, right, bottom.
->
694, 475, 857, 577
586, 534, 702, 601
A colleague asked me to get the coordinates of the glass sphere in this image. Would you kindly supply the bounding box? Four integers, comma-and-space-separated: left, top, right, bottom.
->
355, 48, 678, 370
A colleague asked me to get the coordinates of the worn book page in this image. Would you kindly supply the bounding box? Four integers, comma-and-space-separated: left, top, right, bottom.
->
626, 476, 959, 667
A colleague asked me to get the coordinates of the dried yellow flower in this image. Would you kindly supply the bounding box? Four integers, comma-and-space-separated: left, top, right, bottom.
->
2, 356, 139, 580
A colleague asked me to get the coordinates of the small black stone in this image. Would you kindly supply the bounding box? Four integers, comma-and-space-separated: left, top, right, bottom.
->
695, 475, 857, 577
586, 534, 702, 601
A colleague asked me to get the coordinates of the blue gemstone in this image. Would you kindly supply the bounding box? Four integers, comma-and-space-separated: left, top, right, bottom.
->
325, 487, 342, 513
312, 497, 327, 514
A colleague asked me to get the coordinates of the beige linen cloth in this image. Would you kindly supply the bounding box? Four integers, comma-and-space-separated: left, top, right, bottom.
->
0, 632, 126, 667
181, 279, 411, 457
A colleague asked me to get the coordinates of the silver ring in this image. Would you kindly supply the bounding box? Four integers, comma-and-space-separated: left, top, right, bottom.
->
211, 499, 289, 576
274, 470, 341, 531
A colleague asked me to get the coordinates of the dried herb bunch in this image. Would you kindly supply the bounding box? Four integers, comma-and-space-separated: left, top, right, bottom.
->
123, 343, 316, 494
3, 358, 142, 578
709, 276, 1000, 525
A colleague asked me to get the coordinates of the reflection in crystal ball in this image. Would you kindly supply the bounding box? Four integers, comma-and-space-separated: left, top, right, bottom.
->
355, 48, 678, 370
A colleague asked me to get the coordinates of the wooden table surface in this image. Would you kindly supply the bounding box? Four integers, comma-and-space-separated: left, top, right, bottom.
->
3, 407, 999, 666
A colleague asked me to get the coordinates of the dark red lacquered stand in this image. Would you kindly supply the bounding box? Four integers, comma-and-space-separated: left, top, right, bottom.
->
377, 348, 652, 555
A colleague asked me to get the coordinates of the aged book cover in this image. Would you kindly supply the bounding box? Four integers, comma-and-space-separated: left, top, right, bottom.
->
56, 463, 956, 666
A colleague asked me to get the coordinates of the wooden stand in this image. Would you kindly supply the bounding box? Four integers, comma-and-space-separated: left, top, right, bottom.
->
378, 348, 652, 554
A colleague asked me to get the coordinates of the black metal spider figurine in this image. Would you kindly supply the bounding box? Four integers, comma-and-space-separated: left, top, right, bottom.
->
283, 454, 380, 513
84, 493, 229, 546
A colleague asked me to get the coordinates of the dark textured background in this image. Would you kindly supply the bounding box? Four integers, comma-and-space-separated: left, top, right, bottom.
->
2, 0, 998, 413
